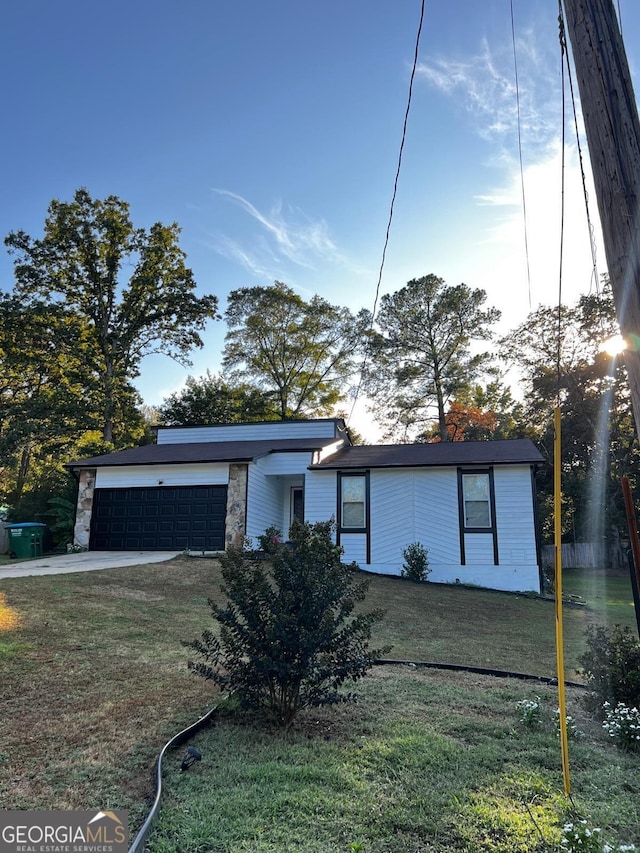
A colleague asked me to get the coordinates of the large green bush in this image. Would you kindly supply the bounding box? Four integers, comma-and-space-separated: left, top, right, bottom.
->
579, 623, 640, 714
186, 520, 389, 727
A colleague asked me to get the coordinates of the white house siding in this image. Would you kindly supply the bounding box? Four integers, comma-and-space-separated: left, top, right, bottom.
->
257, 452, 313, 476
156, 421, 340, 445
368, 468, 459, 576
327, 465, 540, 593
463, 535, 495, 565
304, 470, 337, 526
339, 533, 368, 565
246, 464, 282, 542
245, 452, 311, 541
489, 466, 540, 592
95, 463, 229, 488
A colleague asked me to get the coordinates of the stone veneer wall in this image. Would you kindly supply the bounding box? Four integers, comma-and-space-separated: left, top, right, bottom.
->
74, 469, 96, 548
225, 463, 248, 548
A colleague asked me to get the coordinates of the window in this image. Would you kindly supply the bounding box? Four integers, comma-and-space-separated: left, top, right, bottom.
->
462, 472, 491, 528
340, 474, 366, 530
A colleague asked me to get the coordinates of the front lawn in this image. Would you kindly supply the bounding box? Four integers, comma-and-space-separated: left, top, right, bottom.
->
562, 566, 637, 630
147, 668, 639, 852
1, 557, 637, 850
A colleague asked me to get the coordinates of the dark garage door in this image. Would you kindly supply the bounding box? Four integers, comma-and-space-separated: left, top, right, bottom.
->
90, 485, 227, 551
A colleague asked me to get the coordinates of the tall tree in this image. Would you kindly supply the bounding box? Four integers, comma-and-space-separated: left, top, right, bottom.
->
158, 371, 278, 425
363, 274, 501, 441
0, 296, 95, 504
501, 283, 640, 548
5, 188, 219, 443
223, 282, 361, 420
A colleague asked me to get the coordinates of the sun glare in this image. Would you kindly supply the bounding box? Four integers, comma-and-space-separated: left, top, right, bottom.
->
0, 592, 21, 632
600, 335, 627, 356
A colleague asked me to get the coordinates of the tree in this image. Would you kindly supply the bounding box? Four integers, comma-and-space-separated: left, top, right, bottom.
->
0, 295, 99, 508
363, 274, 501, 441
417, 380, 524, 442
158, 371, 278, 425
186, 520, 389, 728
500, 282, 640, 550
5, 188, 219, 443
223, 282, 361, 420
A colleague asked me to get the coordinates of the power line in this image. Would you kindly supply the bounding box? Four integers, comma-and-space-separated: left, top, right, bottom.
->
559, 1, 601, 297
557, 2, 567, 401
510, 0, 533, 312
347, 0, 425, 427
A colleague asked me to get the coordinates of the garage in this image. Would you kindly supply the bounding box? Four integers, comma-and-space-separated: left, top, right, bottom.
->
89, 485, 227, 551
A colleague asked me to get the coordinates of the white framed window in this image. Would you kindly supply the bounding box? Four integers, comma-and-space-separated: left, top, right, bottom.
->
339, 473, 367, 530
462, 472, 491, 528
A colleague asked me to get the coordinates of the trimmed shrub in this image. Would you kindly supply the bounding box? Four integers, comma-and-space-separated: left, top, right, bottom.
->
256, 525, 282, 555
186, 519, 390, 727
401, 542, 430, 582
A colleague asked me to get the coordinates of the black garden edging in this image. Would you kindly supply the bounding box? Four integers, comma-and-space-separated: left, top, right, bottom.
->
127, 660, 585, 851
127, 703, 220, 853
374, 658, 586, 689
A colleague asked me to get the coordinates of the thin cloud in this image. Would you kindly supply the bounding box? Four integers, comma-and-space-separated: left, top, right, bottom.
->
417, 25, 559, 150
210, 233, 275, 280
212, 189, 349, 273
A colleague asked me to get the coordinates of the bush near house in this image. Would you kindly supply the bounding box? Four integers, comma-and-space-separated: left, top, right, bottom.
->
186, 520, 390, 727
401, 541, 430, 582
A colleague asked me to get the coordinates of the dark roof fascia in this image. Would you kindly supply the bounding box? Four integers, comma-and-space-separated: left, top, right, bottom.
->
310, 459, 543, 471
308, 440, 545, 471
66, 438, 340, 470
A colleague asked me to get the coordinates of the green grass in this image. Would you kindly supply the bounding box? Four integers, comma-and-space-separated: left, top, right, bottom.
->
0, 557, 637, 850
0, 553, 33, 565
562, 567, 637, 630
146, 669, 640, 853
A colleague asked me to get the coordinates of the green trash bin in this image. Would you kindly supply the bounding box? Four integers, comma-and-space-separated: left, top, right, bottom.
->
5, 523, 47, 559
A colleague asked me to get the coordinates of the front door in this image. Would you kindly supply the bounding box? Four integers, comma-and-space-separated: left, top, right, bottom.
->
290, 486, 304, 526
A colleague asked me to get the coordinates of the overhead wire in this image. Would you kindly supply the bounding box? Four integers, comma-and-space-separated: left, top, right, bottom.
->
510, 0, 533, 312
347, 0, 425, 426
557, 3, 567, 387
559, 2, 601, 298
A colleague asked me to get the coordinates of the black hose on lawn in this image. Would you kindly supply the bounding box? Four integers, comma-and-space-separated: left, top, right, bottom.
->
128, 661, 585, 852
127, 703, 220, 853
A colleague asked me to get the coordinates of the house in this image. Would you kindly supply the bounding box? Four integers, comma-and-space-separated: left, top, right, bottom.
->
66, 418, 545, 593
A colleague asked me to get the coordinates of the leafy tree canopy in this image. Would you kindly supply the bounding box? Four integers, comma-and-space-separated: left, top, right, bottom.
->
5, 188, 219, 443
223, 282, 362, 420
158, 371, 279, 425
363, 274, 501, 441
500, 281, 638, 546
417, 380, 525, 442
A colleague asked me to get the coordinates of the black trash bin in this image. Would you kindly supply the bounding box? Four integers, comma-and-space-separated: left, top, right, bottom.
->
5, 522, 48, 559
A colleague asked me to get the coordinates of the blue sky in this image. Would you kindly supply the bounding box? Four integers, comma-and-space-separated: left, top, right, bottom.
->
2, 1, 639, 438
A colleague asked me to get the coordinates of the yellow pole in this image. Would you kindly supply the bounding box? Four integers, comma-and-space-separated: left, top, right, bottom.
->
554, 406, 571, 796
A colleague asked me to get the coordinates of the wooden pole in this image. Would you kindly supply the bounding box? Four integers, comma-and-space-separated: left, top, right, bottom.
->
620, 476, 640, 638
562, 0, 640, 435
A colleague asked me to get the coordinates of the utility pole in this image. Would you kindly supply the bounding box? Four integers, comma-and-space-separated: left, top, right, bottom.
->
563, 0, 640, 434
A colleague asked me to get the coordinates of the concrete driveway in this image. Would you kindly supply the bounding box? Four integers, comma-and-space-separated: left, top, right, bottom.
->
0, 550, 181, 579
